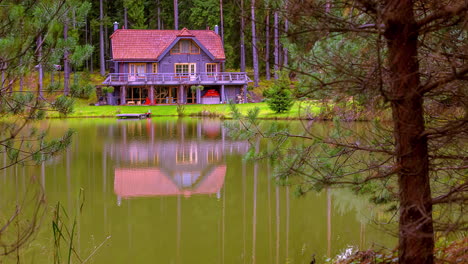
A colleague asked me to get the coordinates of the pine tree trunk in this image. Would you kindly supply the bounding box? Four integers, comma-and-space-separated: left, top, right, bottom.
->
90, 19, 94, 73
99, 0, 106, 76
104, 12, 109, 63
19, 76, 23, 91
124, 7, 128, 29
19, 61, 24, 91
274, 10, 279, 79
220, 0, 224, 42
157, 0, 161, 30
283, 17, 288, 67
325, 0, 331, 13
240, 0, 246, 72
64, 19, 70, 96
174, 0, 178, 30
251, 0, 259, 87
85, 18, 89, 71
1, 64, 5, 92
1, 72, 4, 92
265, 9, 270, 80
383, 1, 434, 263
19, 59, 24, 91
37, 35, 43, 98
220, 0, 225, 71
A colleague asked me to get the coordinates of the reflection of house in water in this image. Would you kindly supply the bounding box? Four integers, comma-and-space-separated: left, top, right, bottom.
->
105, 119, 249, 201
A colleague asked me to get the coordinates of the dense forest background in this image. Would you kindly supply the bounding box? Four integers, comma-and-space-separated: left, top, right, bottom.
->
79, 0, 288, 75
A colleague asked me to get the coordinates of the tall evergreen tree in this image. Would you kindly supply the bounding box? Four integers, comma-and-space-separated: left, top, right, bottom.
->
220, 0, 224, 42
37, 35, 44, 98
156, 0, 161, 29
64, 11, 71, 94
240, 0, 246, 72
251, 0, 259, 87
273, 10, 279, 79
265, 7, 271, 80
174, 0, 178, 29
0, 1, 78, 254
99, 0, 106, 76
125, 0, 147, 29
276, 1, 468, 263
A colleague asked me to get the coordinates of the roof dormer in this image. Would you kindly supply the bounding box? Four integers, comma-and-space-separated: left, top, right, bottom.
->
177, 28, 194, 37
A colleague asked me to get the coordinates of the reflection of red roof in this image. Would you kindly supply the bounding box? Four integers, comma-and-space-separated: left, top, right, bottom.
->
110, 29, 225, 61
114, 166, 226, 198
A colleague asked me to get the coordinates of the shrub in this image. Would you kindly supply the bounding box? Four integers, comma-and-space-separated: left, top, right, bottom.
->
263, 71, 294, 113
52, 96, 75, 116
70, 84, 95, 99
190, 85, 204, 93
176, 104, 186, 116
102, 86, 114, 94
46, 82, 61, 93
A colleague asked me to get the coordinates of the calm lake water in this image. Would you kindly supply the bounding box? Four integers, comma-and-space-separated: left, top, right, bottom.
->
1, 118, 394, 263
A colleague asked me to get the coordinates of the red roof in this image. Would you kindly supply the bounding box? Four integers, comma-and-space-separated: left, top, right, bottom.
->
110, 28, 225, 61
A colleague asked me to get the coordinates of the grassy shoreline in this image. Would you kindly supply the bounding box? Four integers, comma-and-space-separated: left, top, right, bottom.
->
46, 101, 324, 119
44, 100, 389, 121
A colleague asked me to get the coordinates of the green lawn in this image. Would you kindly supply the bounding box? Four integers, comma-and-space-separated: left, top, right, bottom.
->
48, 101, 322, 119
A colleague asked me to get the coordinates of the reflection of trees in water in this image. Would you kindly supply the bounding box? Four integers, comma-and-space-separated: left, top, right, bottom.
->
330, 188, 396, 250
331, 188, 393, 225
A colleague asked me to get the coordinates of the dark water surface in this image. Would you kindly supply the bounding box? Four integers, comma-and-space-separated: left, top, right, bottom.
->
1, 118, 394, 263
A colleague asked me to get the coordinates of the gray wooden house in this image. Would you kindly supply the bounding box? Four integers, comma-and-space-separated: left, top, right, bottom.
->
103, 23, 250, 105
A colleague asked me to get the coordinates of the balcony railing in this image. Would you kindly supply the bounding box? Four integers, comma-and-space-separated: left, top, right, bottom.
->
103, 72, 251, 85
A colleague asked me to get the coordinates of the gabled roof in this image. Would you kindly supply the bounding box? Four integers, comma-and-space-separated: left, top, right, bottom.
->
177, 27, 194, 37
110, 28, 225, 61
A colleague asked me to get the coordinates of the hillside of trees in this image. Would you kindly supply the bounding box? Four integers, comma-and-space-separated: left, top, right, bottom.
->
73, 0, 290, 80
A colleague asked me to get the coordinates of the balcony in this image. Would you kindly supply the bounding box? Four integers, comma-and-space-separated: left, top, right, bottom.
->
103, 72, 251, 86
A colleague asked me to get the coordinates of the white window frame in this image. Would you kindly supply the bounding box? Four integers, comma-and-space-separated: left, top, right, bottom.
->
206, 63, 217, 76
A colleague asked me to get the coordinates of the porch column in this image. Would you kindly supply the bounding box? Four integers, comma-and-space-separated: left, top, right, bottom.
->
221, 85, 225, 103
243, 85, 247, 104
178, 85, 184, 104
149, 85, 155, 105
120, 86, 126, 105
196, 88, 201, 104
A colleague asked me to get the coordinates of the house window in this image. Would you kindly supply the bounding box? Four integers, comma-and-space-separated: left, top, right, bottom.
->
206, 63, 217, 75
175, 63, 196, 74
171, 39, 200, 54
152, 63, 158, 73
126, 87, 149, 105
129, 63, 146, 76
153, 86, 178, 104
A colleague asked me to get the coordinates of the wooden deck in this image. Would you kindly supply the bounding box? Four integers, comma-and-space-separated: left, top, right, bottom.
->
103, 72, 250, 86
116, 113, 151, 119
